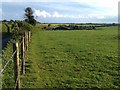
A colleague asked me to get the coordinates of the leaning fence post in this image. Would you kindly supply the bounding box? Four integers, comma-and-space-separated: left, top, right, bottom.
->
21, 37, 25, 74
13, 42, 20, 90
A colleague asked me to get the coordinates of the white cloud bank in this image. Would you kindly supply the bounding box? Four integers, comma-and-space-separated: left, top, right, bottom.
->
34, 9, 116, 20
2, 0, 119, 22
34, 9, 86, 19
34, 10, 51, 18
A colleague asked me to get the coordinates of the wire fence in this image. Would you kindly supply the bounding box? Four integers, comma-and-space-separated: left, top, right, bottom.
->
0, 50, 17, 74
1, 31, 31, 90
14, 76, 19, 90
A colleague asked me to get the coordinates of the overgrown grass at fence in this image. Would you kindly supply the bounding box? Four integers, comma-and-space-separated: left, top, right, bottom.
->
2, 21, 33, 89
2, 40, 14, 88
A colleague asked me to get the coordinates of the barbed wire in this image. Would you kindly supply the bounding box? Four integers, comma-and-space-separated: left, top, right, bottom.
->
0, 50, 17, 74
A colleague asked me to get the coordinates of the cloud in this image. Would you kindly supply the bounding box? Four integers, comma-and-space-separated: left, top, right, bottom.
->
33, 9, 118, 23
34, 9, 74, 18
2, 1, 118, 23
34, 9, 117, 21
34, 10, 51, 18
34, 9, 82, 19
2, 0, 119, 18
53, 12, 64, 18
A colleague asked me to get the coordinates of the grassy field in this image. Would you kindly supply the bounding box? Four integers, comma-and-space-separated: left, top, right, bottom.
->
19, 26, 119, 88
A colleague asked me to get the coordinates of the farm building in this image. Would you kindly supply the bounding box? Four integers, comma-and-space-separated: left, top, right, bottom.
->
54, 26, 73, 30
47, 25, 96, 30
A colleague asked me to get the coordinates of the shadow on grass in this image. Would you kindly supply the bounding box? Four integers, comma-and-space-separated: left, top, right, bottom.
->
2, 32, 13, 49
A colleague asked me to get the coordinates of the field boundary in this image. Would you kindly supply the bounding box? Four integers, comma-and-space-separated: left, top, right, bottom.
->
1, 31, 31, 90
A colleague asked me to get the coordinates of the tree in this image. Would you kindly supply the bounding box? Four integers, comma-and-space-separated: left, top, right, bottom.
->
4, 23, 10, 33
48, 24, 51, 27
2, 19, 7, 22
24, 7, 36, 26
10, 19, 14, 23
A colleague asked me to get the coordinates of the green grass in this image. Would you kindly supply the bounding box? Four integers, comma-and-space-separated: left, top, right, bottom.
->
1, 23, 14, 88
2, 40, 15, 88
2, 38, 23, 88
20, 26, 119, 88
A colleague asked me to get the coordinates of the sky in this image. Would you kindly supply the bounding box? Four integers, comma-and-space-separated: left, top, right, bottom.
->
1, 0, 120, 23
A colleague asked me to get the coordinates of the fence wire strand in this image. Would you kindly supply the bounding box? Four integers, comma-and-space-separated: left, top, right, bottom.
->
0, 50, 17, 74
14, 76, 19, 90
2, 31, 31, 89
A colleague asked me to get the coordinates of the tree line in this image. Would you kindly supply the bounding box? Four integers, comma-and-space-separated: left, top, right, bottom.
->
2, 7, 37, 36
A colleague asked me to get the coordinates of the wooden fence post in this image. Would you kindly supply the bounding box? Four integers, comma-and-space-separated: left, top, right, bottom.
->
24, 32, 26, 51
13, 42, 20, 90
28, 31, 31, 42
27, 32, 29, 48
25, 32, 28, 50
21, 37, 25, 74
